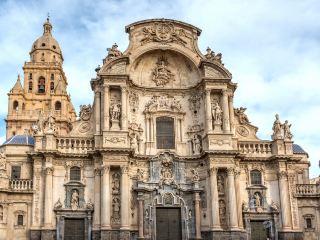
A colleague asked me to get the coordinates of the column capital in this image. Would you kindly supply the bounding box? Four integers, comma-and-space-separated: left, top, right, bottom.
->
101, 165, 110, 175
121, 86, 127, 92
205, 89, 212, 94
121, 165, 129, 174
194, 192, 201, 201
227, 167, 235, 176
45, 167, 53, 175
94, 167, 101, 176
234, 168, 241, 178
278, 170, 288, 180
209, 167, 218, 175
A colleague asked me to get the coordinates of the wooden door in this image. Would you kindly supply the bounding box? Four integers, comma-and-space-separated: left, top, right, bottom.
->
251, 221, 268, 240
64, 218, 85, 240
156, 208, 182, 240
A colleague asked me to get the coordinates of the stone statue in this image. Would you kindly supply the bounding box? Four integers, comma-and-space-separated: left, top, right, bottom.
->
212, 102, 222, 125
54, 198, 62, 209
217, 175, 224, 193
112, 197, 121, 222
130, 136, 138, 153
86, 199, 94, 210
106, 43, 122, 59
71, 190, 79, 210
272, 114, 282, 140
110, 103, 121, 121
235, 107, 250, 124
283, 120, 293, 140
270, 201, 279, 212
112, 173, 120, 194
137, 168, 144, 181
205, 47, 223, 64
192, 135, 202, 154
79, 104, 92, 121
254, 193, 261, 207
242, 201, 249, 211
46, 110, 56, 133
152, 57, 174, 87
190, 168, 200, 182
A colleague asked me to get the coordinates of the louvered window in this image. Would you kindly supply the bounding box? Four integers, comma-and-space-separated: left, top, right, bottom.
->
70, 167, 81, 181
156, 117, 175, 149
250, 170, 262, 185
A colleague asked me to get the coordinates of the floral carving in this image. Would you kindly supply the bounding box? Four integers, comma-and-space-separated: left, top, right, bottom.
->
188, 93, 202, 114
128, 91, 139, 113
152, 56, 174, 87
159, 154, 175, 187
141, 23, 187, 46
237, 126, 249, 137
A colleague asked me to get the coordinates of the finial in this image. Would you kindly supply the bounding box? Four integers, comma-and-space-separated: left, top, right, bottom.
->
43, 14, 52, 34
17, 74, 21, 81
47, 12, 50, 22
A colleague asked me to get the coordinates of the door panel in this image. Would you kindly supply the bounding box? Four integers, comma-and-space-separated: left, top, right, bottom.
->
64, 218, 85, 240
156, 208, 181, 240
251, 221, 267, 240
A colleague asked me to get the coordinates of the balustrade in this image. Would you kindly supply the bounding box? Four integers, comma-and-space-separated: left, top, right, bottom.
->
9, 179, 33, 191
296, 184, 319, 196
56, 137, 94, 153
238, 141, 272, 155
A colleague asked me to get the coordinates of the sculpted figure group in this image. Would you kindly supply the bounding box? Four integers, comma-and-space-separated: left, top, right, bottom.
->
272, 114, 293, 140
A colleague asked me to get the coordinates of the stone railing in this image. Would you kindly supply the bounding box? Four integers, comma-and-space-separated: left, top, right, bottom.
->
9, 179, 33, 191
56, 137, 94, 154
296, 184, 319, 196
238, 141, 273, 156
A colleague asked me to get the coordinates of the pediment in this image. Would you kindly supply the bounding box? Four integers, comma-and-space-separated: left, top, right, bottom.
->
200, 61, 232, 79
100, 57, 129, 75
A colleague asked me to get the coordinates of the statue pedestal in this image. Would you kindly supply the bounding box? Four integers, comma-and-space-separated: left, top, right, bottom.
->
213, 123, 222, 133
110, 120, 120, 130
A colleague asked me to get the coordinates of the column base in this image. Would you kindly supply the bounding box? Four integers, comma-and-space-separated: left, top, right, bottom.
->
40, 229, 56, 240
278, 231, 303, 240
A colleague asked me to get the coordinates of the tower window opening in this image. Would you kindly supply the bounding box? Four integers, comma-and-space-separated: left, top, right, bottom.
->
55, 101, 61, 111
50, 82, 54, 91
29, 73, 32, 80
51, 73, 54, 80
13, 101, 19, 111
38, 77, 45, 94
28, 81, 33, 92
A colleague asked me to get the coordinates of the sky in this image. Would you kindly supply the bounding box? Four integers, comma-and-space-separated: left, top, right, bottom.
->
0, 0, 319, 177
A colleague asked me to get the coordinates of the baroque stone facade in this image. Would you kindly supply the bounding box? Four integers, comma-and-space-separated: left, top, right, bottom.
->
0, 18, 319, 240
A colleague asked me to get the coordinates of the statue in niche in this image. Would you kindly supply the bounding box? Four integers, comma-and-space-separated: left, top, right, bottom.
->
159, 154, 175, 186
219, 200, 226, 225
192, 134, 202, 154
112, 173, 120, 194
110, 103, 121, 121
112, 197, 121, 223
254, 193, 261, 207
283, 120, 293, 140
152, 56, 174, 87
71, 189, 79, 210
217, 175, 224, 194
79, 104, 92, 121
212, 102, 223, 125
272, 114, 283, 140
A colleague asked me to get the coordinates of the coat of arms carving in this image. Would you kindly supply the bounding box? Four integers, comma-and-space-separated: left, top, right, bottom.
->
152, 56, 174, 87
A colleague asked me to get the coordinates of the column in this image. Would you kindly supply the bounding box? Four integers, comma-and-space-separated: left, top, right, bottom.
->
101, 165, 111, 229
150, 117, 154, 142
222, 90, 230, 133
145, 116, 150, 142
194, 192, 202, 239
278, 171, 292, 229
93, 168, 101, 228
205, 89, 213, 132
234, 169, 243, 228
95, 90, 101, 134
227, 168, 238, 230
137, 193, 144, 239
121, 87, 127, 130
228, 94, 235, 134
44, 167, 53, 227
121, 166, 130, 229
209, 167, 221, 230
103, 85, 110, 130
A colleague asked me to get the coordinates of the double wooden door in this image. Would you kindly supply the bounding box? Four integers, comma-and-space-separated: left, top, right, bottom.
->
64, 218, 85, 240
251, 221, 268, 240
156, 208, 182, 240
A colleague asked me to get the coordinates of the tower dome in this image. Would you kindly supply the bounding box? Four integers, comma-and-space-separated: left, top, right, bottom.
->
30, 17, 63, 63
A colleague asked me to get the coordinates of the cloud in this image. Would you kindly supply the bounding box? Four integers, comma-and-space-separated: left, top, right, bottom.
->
0, 0, 319, 176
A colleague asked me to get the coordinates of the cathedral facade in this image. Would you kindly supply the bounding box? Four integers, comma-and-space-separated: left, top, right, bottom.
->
0, 18, 319, 240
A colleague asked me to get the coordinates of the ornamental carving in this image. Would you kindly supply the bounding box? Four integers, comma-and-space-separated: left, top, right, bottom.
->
0, 151, 6, 170
111, 170, 121, 224
145, 95, 182, 113
190, 168, 200, 182
272, 114, 293, 140
218, 199, 227, 226
104, 43, 122, 62
105, 137, 126, 144
141, 23, 187, 46
217, 175, 225, 194
235, 107, 250, 124
152, 56, 174, 87
128, 122, 143, 154
188, 93, 202, 114
128, 91, 139, 113
159, 154, 176, 187
237, 126, 249, 137
204, 47, 223, 65
79, 104, 92, 121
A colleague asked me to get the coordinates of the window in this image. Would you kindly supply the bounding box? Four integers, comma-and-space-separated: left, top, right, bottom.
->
13, 101, 19, 111
70, 167, 81, 181
0, 205, 3, 221
55, 101, 61, 110
29, 73, 32, 80
306, 218, 312, 229
17, 215, 23, 226
50, 82, 54, 91
51, 73, 54, 80
156, 116, 175, 149
28, 81, 33, 92
38, 77, 45, 94
11, 166, 21, 179
250, 170, 262, 185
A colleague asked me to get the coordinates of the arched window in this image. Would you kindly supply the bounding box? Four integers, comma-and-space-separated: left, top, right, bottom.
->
50, 82, 55, 91
70, 167, 81, 181
51, 73, 54, 80
13, 101, 19, 111
29, 73, 32, 80
28, 81, 33, 92
17, 215, 23, 226
156, 116, 175, 149
251, 170, 262, 185
38, 77, 45, 94
22, 103, 25, 111
55, 101, 61, 110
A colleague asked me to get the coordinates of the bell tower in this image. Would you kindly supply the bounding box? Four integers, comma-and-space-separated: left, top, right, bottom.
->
5, 18, 76, 138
